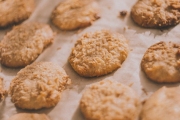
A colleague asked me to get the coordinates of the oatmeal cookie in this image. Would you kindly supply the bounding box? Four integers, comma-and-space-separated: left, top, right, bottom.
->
141, 86, 180, 120
131, 0, 180, 28
0, 22, 54, 68
10, 62, 71, 110
0, 0, 35, 27
80, 80, 141, 120
51, 0, 99, 30
69, 30, 129, 77
141, 41, 180, 83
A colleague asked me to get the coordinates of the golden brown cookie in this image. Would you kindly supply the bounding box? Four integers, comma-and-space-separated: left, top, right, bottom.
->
10, 62, 71, 110
0, 22, 54, 68
69, 30, 129, 77
51, 0, 99, 30
0, 0, 35, 27
131, 0, 180, 28
141, 41, 180, 83
8, 113, 50, 120
0, 77, 6, 101
80, 80, 141, 120
141, 86, 180, 120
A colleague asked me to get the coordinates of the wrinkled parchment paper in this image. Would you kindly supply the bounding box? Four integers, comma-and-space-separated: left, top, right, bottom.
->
0, 0, 180, 119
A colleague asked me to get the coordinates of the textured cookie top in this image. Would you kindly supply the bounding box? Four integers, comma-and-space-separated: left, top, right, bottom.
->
8, 113, 50, 120
0, 22, 54, 68
131, 0, 180, 28
10, 62, 71, 110
141, 86, 180, 120
69, 30, 129, 77
51, 0, 99, 30
0, 77, 6, 102
0, 0, 35, 27
80, 80, 141, 120
141, 41, 180, 83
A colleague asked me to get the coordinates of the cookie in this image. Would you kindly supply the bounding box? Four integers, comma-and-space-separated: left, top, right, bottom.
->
0, 22, 54, 68
51, 0, 99, 30
141, 86, 180, 120
69, 30, 129, 77
0, 77, 6, 101
0, 0, 35, 27
141, 41, 180, 83
131, 0, 180, 28
80, 80, 141, 120
10, 62, 71, 110
8, 113, 50, 120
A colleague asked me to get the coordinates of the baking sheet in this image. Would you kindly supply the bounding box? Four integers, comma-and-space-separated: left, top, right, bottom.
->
0, 0, 180, 119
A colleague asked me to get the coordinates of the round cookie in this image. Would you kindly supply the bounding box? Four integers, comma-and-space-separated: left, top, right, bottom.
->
51, 0, 99, 30
0, 0, 35, 27
141, 41, 180, 83
141, 86, 180, 120
131, 0, 180, 28
69, 30, 129, 77
10, 62, 71, 110
8, 113, 50, 120
0, 22, 54, 68
80, 80, 141, 120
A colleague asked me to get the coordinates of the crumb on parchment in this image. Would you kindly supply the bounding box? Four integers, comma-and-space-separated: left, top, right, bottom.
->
120, 10, 127, 17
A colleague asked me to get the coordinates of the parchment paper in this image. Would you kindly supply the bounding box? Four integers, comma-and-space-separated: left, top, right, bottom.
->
0, 0, 180, 120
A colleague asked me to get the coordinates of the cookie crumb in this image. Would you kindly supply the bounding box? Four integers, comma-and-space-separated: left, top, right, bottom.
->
128, 82, 134, 87
95, 14, 101, 19
142, 88, 148, 95
120, 10, 127, 17
142, 99, 146, 105
123, 27, 126, 31
160, 29, 164, 32
57, 47, 61, 50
